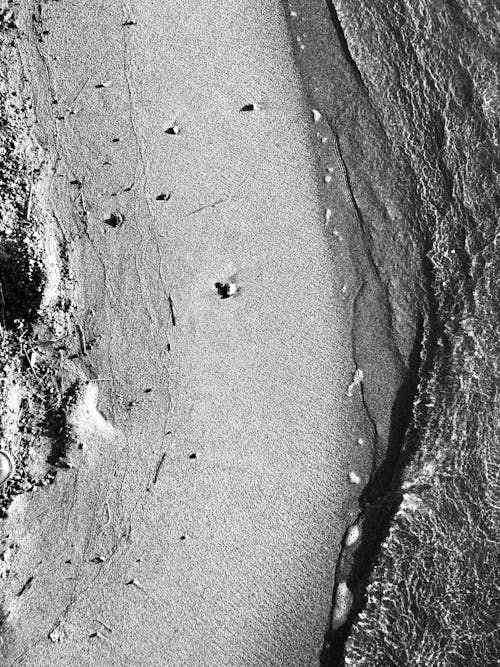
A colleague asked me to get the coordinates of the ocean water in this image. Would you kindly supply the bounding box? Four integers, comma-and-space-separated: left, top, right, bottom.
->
326, 1, 500, 665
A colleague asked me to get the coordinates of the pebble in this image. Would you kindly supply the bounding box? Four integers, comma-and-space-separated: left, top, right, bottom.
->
312, 108, 322, 123
349, 471, 361, 484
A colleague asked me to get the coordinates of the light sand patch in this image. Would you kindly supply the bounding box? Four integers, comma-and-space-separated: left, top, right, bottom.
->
66, 382, 116, 444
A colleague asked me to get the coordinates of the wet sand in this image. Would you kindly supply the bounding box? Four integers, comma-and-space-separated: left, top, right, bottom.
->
0, 2, 379, 665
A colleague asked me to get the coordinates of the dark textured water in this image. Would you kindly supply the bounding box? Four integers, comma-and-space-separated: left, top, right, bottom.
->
328, 1, 500, 665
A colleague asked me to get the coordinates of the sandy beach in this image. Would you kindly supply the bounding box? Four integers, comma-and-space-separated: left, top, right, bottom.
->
0, 2, 387, 665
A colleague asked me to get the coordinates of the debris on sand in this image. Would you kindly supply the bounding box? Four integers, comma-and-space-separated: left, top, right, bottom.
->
95, 80, 112, 89
346, 368, 363, 397
0, 451, 14, 485
17, 575, 35, 597
156, 192, 171, 201
122, 19, 137, 26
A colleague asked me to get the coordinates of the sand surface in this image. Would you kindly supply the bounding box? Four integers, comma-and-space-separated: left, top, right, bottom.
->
0, 2, 378, 665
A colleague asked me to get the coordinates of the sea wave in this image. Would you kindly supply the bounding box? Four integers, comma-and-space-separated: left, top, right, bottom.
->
332, 0, 500, 664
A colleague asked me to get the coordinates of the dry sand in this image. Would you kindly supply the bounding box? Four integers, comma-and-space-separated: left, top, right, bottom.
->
0, 2, 390, 666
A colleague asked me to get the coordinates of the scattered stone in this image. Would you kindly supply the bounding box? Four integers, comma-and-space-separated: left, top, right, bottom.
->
91, 555, 105, 563
126, 578, 140, 586
165, 124, 180, 135
215, 281, 239, 299
240, 103, 261, 112
189, 453, 197, 460
48, 625, 65, 643
122, 19, 137, 26
104, 212, 125, 228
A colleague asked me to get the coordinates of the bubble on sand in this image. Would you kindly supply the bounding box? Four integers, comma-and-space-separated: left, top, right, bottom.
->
344, 524, 361, 547
332, 581, 353, 627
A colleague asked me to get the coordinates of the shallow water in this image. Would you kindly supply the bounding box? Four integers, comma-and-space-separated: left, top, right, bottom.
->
316, 1, 500, 664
